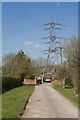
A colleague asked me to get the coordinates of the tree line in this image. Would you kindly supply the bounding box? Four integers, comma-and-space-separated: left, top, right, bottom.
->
2, 36, 79, 94
2, 50, 37, 80
55, 36, 79, 94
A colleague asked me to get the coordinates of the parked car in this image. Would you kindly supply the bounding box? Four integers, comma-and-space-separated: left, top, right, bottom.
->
45, 77, 52, 83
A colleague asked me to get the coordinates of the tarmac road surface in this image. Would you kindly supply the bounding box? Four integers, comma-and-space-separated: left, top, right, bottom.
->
21, 83, 78, 118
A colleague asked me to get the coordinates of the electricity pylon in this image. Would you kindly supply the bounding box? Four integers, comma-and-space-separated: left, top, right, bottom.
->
43, 19, 62, 74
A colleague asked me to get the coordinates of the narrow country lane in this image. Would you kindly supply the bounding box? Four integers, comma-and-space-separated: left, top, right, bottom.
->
21, 83, 78, 118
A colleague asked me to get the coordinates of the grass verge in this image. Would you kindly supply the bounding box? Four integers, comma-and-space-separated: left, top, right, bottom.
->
53, 85, 78, 106
2, 85, 35, 119
0, 95, 2, 119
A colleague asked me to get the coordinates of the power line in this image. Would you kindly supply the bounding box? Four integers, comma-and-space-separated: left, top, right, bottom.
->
4, 23, 77, 33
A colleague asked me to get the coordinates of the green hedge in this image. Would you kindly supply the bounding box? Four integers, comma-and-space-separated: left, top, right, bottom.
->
2, 76, 22, 93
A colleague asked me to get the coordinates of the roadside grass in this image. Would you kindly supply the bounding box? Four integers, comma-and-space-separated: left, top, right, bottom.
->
0, 95, 2, 119
2, 85, 35, 119
53, 85, 78, 106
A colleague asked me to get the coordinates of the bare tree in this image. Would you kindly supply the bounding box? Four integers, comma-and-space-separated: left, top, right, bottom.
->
63, 36, 78, 94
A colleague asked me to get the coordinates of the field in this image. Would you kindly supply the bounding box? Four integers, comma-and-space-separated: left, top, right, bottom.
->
2, 85, 35, 118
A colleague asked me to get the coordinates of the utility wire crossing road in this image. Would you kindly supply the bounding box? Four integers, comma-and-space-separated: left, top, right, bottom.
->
21, 83, 78, 118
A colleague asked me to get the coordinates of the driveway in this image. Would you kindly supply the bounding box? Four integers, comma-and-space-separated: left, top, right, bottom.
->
21, 83, 78, 118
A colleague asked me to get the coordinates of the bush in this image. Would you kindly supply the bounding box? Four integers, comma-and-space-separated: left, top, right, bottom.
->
65, 77, 73, 88
30, 74, 35, 79
2, 76, 22, 93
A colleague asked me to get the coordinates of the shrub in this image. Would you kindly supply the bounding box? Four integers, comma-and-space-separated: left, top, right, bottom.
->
65, 76, 73, 88
2, 76, 22, 93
